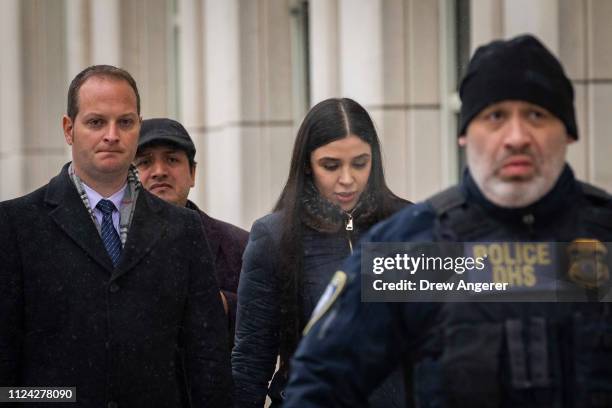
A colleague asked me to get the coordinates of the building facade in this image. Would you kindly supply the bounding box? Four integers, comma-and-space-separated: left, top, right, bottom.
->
1, 0, 611, 229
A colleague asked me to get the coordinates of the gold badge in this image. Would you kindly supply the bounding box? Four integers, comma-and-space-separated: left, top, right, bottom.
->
303, 270, 347, 335
567, 239, 610, 289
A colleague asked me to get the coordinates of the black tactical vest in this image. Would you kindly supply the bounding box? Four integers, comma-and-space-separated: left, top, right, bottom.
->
411, 182, 612, 408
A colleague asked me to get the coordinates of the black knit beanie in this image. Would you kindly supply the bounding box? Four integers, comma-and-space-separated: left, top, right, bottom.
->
458, 34, 577, 139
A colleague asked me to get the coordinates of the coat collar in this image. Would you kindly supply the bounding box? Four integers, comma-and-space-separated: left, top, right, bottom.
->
111, 191, 166, 281
45, 163, 167, 278
186, 200, 221, 260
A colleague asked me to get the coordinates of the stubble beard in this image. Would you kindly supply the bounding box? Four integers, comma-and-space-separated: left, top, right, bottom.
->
473, 156, 566, 209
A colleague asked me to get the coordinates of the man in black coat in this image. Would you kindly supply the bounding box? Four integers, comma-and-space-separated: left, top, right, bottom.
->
0, 65, 233, 407
134, 118, 248, 343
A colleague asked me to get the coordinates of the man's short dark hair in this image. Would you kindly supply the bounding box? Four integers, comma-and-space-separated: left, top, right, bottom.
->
67, 65, 141, 121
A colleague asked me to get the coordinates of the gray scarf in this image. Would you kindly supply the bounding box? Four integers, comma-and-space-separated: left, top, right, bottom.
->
69, 163, 141, 246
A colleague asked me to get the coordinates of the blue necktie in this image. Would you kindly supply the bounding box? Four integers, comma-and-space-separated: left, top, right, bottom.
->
96, 199, 122, 267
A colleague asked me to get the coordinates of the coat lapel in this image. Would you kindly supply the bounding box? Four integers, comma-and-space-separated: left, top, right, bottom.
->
187, 200, 220, 263
200, 212, 221, 263
46, 165, 115, 273
111, 191, 167, 281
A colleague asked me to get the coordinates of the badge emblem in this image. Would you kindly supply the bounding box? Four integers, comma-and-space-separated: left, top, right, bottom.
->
567, 239, 609, 289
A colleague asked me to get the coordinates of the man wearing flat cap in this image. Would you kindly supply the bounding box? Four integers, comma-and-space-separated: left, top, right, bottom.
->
282, 35, 612, 407
135, 118, 248, 343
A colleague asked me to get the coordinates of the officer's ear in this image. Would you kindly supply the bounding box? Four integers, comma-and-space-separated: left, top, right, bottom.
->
458, 136, 467, 147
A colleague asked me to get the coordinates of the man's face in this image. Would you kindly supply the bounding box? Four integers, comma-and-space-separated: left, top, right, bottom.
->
460, 100, 574, 208
135, 145, 195, 206
62, 76, 141, 185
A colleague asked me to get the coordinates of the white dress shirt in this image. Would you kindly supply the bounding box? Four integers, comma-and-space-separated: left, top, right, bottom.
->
82, 182, 127, 235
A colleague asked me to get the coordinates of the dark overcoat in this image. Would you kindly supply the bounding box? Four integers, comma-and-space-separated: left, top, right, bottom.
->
0, 164, 233, 407
186, 200, 248, 343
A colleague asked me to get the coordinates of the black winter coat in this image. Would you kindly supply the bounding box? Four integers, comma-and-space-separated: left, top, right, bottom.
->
0, 164, 233, 407
186, 200, 249, 343
232, 197, 410, 408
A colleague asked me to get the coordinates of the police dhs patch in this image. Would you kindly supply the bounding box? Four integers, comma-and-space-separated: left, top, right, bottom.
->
303, 270, 347, 335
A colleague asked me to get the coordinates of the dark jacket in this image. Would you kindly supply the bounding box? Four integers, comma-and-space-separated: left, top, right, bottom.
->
283, 165, 612, 407
232, 195, 410, 407
186, 200, 249, 342
0, 164, 233, 408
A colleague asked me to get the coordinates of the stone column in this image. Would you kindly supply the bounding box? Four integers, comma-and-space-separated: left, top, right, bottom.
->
90, 0, 121, 65
177, 0, 206, 204
584, 0, 612, 189
201, 0, 243, 226
65, 0, 90, 80
120, 0, 172, 117
559, 0, 589, 181
0, 0, 24, 199
470, 0, 503, 52
238, 0, 293, 227
503, 0, 559, 53
338, 0, 384, 105
309, 0, 339, 103
201, 0, 293, 229
21, 0, 68, 191
402, 0, 442, 200
332, 0, 444, 201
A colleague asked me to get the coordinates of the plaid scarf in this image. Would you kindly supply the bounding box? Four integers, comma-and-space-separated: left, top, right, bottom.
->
69, 163, 141, 246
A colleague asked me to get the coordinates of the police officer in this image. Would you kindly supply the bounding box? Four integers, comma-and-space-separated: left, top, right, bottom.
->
283, 34, 612, 407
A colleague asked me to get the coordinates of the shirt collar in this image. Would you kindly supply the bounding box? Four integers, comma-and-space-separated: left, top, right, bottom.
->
82, 182, 128, 212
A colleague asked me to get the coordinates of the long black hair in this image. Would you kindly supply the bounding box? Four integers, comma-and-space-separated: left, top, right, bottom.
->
274, 98, 402, 371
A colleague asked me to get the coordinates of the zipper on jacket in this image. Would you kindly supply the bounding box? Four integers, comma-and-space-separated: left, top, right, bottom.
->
345, 211, 354, 254
346, 213, 354, 231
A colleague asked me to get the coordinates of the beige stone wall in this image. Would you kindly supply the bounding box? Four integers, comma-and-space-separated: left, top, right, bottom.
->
308, 0, 447, 203
2, 0, 612, 230
563, 0, 612, 189
0, 0, 25, 199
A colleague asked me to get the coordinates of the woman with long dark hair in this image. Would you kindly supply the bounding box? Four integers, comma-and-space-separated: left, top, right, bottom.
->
232, 98, 411, 407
